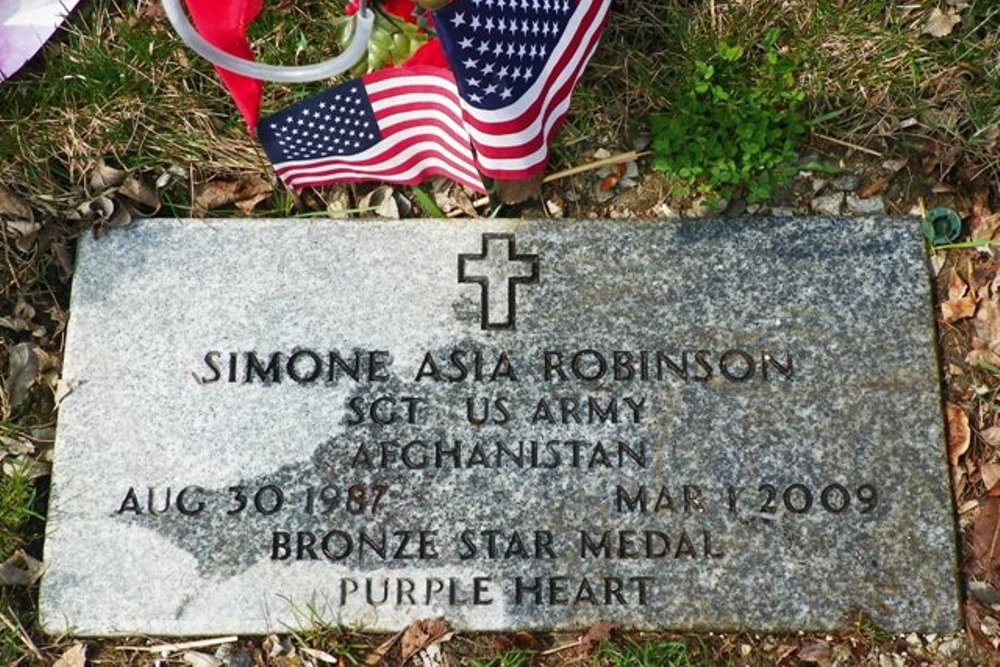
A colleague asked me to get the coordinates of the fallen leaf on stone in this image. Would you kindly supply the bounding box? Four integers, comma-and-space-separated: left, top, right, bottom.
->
53, 643, 87, 667
970, 496, 1000, 585
182, 651, 222, 667
119, 176, 162, 213
578, 620, 615, 656
941, 268, 977, 324
6, 342, 39, 409
0, 549, 45, 586
924, 7, 962, 37
0, 185, 33, 220
400, 617, 452, 664
300, 646, 338, 664
797, 640, 831, 666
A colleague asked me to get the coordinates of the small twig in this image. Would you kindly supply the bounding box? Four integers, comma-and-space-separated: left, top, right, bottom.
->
465, 150, 649, 211
812, 132, 883, 157
117, 635, 239, 653
0, 219, 22, 295
0, 607, 43, 661
543, 150, 650, 184
540, 639, 582, 656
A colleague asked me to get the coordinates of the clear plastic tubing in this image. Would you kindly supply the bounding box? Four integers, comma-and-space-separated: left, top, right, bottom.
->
161, 0, 374, 83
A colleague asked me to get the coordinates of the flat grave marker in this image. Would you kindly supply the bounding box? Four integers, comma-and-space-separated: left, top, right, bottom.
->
41, 217, 961, 635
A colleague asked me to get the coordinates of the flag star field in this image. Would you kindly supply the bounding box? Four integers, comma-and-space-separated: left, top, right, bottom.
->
435, 0, 575, 109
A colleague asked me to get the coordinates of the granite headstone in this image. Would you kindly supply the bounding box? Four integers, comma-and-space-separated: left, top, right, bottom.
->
41, 217, 961, 635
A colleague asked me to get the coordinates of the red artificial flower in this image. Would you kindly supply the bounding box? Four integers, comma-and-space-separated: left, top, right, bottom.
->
402, 39, 447, 69
345, 0, 426, 24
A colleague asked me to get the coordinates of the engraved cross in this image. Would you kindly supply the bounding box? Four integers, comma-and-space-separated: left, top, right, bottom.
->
458, 233, 539, 331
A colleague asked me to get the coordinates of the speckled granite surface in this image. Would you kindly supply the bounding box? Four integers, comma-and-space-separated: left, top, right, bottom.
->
41, 217, 960, 635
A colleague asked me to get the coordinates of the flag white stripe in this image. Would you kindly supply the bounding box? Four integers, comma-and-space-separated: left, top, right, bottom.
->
276, 135, 481, 183
374, 106, 476, 154
284, 156, 483, 191
472, 95, 571, 172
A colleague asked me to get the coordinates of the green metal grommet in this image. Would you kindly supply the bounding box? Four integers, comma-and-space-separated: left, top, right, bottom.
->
923, 207, 962, 246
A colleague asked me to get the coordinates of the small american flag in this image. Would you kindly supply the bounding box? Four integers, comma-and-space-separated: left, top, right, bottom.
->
258, 66, 486, 193
434, 0, 612, 180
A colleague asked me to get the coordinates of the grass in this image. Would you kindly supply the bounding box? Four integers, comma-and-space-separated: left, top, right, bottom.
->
470, 649, 536, 667
0, 0, 996, 211
594, 638, 698, 667
0, 466, 37, 561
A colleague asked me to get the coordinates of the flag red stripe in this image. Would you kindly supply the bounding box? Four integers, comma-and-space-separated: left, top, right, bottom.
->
282, 152, 485, 192
276, 139, 481, 185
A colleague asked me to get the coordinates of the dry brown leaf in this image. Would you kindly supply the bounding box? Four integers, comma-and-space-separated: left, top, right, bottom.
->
967, 338, 1000, 369
797, 641, 831, 666
941, 268, 977, 324
89, 160, 127, 190
119, 176, 162, 213
981, 426, 1000, 449
924, 8, 962, 38
946, 402, 970, 468
234, 174, 273, 214
194, 175, 273, 216
300, 646, 339, 664
970, 497, 1000, 585
982, 462, 1000, 490
0, 185, 33, 220
53, 643, 87, 667
973, 297, 1000, 347
3, 219, 41, 253
971, 189, 1000, 241
578, 620, 615, 656
6, 342, 39, 409
496, 174, 544, 204
363, 629, 404, 667
359, 185, 401, 219
183, 651, 222, 667
598, 174, 620, 192
857, 176, 889, 199
400, 618, 452, 663
0, 549, 45, 586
